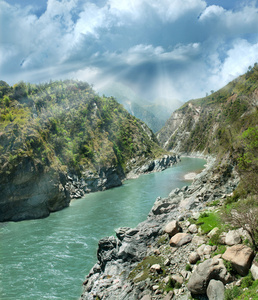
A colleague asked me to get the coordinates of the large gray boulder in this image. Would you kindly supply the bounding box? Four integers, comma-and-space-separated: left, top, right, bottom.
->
207, 279, 225, 300
164, 220, 182, 237
225, 230, 241, 246
187, 257, 231, 294
169, 233, 192, 247
222, 244, 255, 276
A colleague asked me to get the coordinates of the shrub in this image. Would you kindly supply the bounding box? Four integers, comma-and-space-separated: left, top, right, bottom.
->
185, 264, 192, 272
224, 286, 241, 300
241, 271, 254, 288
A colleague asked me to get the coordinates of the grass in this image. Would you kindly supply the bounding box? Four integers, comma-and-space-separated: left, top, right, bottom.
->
236, 279, 258, 299
128, 255, 165, 283
191, 211, 221, 234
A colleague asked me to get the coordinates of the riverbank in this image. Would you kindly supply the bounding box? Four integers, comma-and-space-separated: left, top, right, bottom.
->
80, 155, 240, 299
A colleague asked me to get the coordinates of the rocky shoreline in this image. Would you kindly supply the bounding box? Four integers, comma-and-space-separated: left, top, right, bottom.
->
79, 155, 248, 300
68, 154, 180, 199
0, 154, 179, 222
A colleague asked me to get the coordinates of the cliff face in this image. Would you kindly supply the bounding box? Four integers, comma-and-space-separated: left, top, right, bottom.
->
0, 159, 69, 221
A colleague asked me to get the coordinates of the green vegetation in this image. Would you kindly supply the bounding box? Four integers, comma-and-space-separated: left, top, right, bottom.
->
0, 79, 165, 185
128, 255, 165, 283
191, 211, 221, 234
222, 196, 258, 250
224, 277, 257, 300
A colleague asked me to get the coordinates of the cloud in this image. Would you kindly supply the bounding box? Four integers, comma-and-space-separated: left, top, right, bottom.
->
1, 0, 258, 103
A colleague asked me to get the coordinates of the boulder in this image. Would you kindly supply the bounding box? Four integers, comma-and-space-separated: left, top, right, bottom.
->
197, 244, 213, 256
207, 227, 219, 239
188, 224, 198, 234
187, 257, 231, 294
150, 264, 162, 273
250, 261, 258, 280
207, 279, 225, 300
225, 230, 241, 246
222, 244, 255, 276
188, 252, 200, 264
171, 274, 184, 285
169, 233, 192, 247
164, 220, 182, 237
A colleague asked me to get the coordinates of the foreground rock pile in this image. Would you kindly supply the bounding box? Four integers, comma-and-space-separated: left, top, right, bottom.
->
80, 158, 257, 300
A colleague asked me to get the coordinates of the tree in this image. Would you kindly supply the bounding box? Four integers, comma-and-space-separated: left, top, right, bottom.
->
237, 127, 258, 194
222, 197, 258, 250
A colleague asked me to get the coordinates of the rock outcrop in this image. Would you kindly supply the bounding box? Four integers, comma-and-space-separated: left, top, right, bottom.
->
222, 245, 255, 276
0, 158, 70, 222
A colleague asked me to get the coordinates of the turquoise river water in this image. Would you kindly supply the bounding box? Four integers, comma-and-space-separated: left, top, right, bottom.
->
0, 157, 206, 300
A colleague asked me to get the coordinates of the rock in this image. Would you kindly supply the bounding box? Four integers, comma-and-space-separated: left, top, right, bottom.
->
169, 233, 192, 247
150, 264, 162, 273
171, 274, 184, 285
154, 249, 161, 256
140, 295, 152, 300
115, 227, 131, 241
192, 236, 207, 246
188, 252, 200, 264
250, 261, 258, 280
222, 244, 255, 276
152, 285, 159, 291
187, 257, 231, 294
97, 236, 119, 270
225, 230, 242, 246
164, 220, 182, 237
192, 212, 200, 220
163, 290, 174, 300
207, 227, 219, 239
188, 224, 198, 233
207, 279, 225, 300
197, 244, 212, 256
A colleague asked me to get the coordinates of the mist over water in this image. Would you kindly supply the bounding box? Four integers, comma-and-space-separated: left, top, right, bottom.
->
0, 157, 205, 300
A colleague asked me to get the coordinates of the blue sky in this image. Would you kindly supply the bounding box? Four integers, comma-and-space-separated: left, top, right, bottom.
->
1, 0, 258, 103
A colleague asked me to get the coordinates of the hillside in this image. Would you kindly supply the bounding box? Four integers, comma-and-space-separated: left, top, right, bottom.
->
0, 80, 165, 221
157, 64, 258, 196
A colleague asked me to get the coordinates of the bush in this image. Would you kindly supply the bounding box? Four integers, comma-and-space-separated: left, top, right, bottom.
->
241, 271, 254, 288
224, 286, 241, 300
185, 264, 192, 272
222, 196, 258, 250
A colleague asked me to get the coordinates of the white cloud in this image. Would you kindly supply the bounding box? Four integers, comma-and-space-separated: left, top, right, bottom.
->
0, 0, 258, 103
199, 5, 225, 20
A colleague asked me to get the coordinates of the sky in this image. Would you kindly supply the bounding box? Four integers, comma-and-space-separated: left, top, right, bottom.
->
1, 0, 258, 104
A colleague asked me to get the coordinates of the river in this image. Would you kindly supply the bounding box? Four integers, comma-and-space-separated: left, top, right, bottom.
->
0, 157, 206, 300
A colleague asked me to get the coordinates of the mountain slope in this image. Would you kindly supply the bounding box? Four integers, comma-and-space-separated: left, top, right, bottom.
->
0, 80, 165, 221
157, 63, 258, 196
